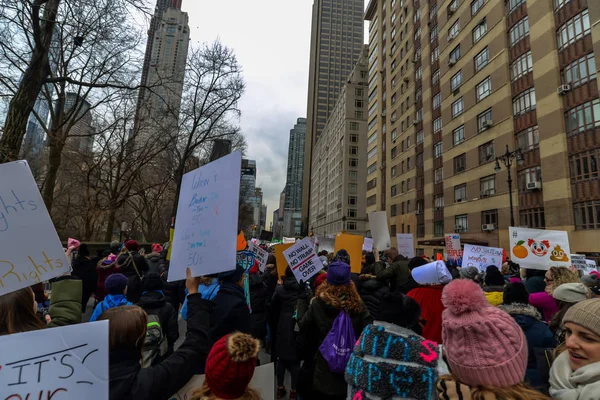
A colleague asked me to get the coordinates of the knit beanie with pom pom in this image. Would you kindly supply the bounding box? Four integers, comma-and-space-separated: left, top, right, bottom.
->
205, 332, 260, 399
441, 279, 528, 388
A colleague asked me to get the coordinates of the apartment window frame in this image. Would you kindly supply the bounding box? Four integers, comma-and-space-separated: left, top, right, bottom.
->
513, 88, 537, 116
553, 0, 571, 11
450, 45, 461, 62
518, 166, 543, 193
479, 141, 495, 165
562, 53, 596, 88
455, 215, 468, 232
451, 70, 462, 91
432, 69, 440, 85
453, 125, 465, 145
348, 196, 358, 206
433, 117, 442, 133
431, 46, 440, 63
510, 51, 533, 81
454, 184, 467, 202
453, 153, 466, 174
434, 141, 443, 158
452, 97, 464, 118
434, 195, 444, 208
565, 99, 600, 136
520, 208, 546, 229
482, 209, 498, 226
472, 19, 487, 44
449, 20, 460, 38
392, 185, 398, 197
350, 134, 359, 143
349, 171, 358, 181
474, 47, 489, 72
477, 108, 493, 133
480, 174, 496, 194
574, 201, 600, 230
476, 77, 492, 101
557, 10, 590, 50
433, 93, 442, 109
434, 221, 444, 237
516, 125, 539, 151
349, 158, 359, 168
367, 162, 377, 175
391, 204, 398, 217
506, 0, 525, 14
509, 17, 529, 47
416, 130, 424, 144
349, 146, 359, 155
570, 149, 599, 182
430, 25, 438, 42
367, 147, 377, 161
434, 167, 444, 183
471, 0, 485, 16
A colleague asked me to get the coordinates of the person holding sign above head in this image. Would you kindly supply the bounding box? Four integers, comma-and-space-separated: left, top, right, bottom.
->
90, 273, 132, 322
375, 247, 417, 294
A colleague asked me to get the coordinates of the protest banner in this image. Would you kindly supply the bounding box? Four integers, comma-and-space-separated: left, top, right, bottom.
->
318, 237, 336, 254
585, 259, 598, 273
283, 237, 324, 282
0, 161, 71, 296
283, 237, 296, 244
169, 152, 241, 281
509, 227, 571, 270
249, 242, 269, 272
0, 321, 109, 399
571, 254, 587, 271
368, 211, 391, 250
444, 234, 463, 265
362, 237, 374, 252
274, 243, 294, 278
462, 244, 503, 272
170, 363, 275, 400
396, 233, 415, 259
334, 233, 363, 273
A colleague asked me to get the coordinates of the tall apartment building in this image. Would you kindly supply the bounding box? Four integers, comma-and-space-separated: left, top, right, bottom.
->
283, 118, 307, 236
365, 0, 600, 259
63, 93, 95, 155
309, 45, 370, 236
302, 0, 366, 234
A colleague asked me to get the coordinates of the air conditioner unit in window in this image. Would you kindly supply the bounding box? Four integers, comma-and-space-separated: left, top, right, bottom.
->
436, 207, 443, 210
447, 58, 457, 67
415, 210, 421, 215
455, 225, 464, 232
557, 84, 571, 95
413, 119, 420, 125
527, 181, 542, 191
482, 224, 495, 231
449, 4, 458, 13
456, 198, 465, 203
391, 117, 397, 123
448, 33, 457, 42
480, 190, 489, 198
480, 119, 493, 130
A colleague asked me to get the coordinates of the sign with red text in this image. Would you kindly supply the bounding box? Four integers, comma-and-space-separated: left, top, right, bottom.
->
396, 234, 415, 259
463, 244, 503, 272
249, 242, 268, 272
509, 227, 571, 271
444, 233, 463, 265
283, 237, 324, 282
0, 321, 109, 399
362, 237, 374, 252
0, 161, 71, 296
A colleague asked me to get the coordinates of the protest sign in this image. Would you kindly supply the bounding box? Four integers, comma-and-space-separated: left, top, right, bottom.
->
396, 234, 415, 259
362, 237, 374, 252
585, 259, 598, 273
283, 237, 324, 282
318, 237, 336, 254
368, 211, 391, 250
463, 244, 503, 272
334, 233, 363, 273
0, 321, 108, 399
571, 254, 587, 271
236, 251, 255, 272
444, 234, 463, 265
0, 161, 71, 296
283, 237, 296, 244
274, 243, 294, 278
170, 363, 275, 400
169, 152, 241, 281
509, 227, 571, 270
249, 242, 269, 272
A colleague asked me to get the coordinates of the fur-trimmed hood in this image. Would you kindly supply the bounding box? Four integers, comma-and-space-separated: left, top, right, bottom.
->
498, 303, 543, 320
317, 284, 363, 314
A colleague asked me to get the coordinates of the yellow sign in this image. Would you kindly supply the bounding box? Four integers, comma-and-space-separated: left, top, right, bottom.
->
274, 243, 294, 278
167, 228, 174, 261
335, 233, 363, 274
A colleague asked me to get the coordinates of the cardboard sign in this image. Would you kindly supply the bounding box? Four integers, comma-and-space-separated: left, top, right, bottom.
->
274, 243, 294, 278
283, 237, 296, 244
396, 233, 415, 259
509, 227, 571, 271
0, 161, 71, 296
249, 242, 269, 272
0, 321, 109, 399
283, 237, 324, 282
368, 211, 391, 250
362, 237, 374, 252
318, 237, 336, 254
444, 233, 463, 265
462, 244, 503, 272
571, 254, 587, 271
170, 363, 275, 400
170, 152, 242, 281
334, 233, 363, 273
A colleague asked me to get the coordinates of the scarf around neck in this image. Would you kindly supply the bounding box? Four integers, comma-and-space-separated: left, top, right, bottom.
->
549, 351, 600, 400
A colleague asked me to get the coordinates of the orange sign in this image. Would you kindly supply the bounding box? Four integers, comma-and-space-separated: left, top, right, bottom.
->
334, 233, 363, 274
274, 243, 294, 278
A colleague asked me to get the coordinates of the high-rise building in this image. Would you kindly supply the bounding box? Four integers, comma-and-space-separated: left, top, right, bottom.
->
309, 45, 369, 236
63, 93, 95, 155
365, 0, 600, 260
22, 95, 50, 158
283, 118, 307, 237
302, 0, 366, 234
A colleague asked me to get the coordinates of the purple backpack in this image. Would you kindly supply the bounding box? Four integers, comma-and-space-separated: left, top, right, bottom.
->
319, 310, 356, 374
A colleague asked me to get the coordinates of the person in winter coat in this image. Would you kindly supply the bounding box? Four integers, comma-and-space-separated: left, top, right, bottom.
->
357, 253, 389, 320
524, 268, 547, 294
90, 274, 132, 322
146, 250, 163, 275
71, 243, 98, 313
530, 267, 579, 323
499, 282, 556, 389
181, 275, 220, 320
549, 283, 589, 344
248, 264, 268, 344
158, 258, 185, 312
436, 279, 550, 400
297, 261, 372, 400
376, 290, 422, 333
483, 265, 506, 306
136, 272, 179, 362
96, 254, 119, 302
117, 240, 150, 303
103, 268, 214, 400
375, 248, 416, 293
549, 299, 600, 400
110, 240, 122, 255
460, 266, 483, 284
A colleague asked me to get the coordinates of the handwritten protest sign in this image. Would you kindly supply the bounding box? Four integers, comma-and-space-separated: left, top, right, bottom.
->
169, 152, 241, 281
444, 234, 463, 265
283, 237, 296, 244
283, 238, 324, 282
335, 233, 363, 273
463, 244, 503, 272
396, 234, 415, 259
0, 321, 108, 399
249, 242, 268, 272
274, 243, 294, 278
585, 260, 598, 274
368, 211, 391, 250
362, 237, 374, 252
509, 227, 571, 270
0, 161, 71, 296
571, 254, 587, 271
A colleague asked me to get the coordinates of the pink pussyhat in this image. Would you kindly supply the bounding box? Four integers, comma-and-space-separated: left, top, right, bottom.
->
68, 238, 81, 249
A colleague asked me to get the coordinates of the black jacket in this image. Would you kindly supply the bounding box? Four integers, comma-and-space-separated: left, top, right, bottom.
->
270, 277, 301, 361
358, 279, 390, 321
249, 272, 268, 341
158, 260, 185, 310
210, 282, 251, 345
117, 252, 149, 303
109, 294, 213, 400
376, 257, 417, 294
136, 290, 179, 351
71, 256, 98, 296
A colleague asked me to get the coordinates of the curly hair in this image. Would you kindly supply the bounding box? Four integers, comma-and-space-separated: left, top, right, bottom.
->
189, 382, 261, 400
548, 267, 580, 294
316, 281, 363, 314
437, 375, 550, 400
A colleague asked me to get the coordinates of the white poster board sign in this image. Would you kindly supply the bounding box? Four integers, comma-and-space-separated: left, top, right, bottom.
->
585, 259, 598, 274
170, 152, 241, 280
509, 227, 571, 271
318, 237, 336, 254
0, 321, 109, 399
368, 211, 391, 250
396, 233, 415, 259
463, 244, 503, 272
283, 237, 296, 244
249, 242, 269, 272
0, 161, 71, 296
283, 237, 324, 282
444, 233, 463, 264
571, 254, 587, 271
362, 237, 374, 252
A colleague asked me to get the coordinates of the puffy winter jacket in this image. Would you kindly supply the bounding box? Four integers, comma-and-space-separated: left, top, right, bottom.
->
249, 272, 268, 341
270, 277, 301, 361
358, 278, 389, 321
376, 257, 417, 293
181, 278, 220, 320
90, 294, 132, 322
483, 285, 505, 306
96, 259, 119, 302
210, 282, 251, 346
137, 290, 179, 355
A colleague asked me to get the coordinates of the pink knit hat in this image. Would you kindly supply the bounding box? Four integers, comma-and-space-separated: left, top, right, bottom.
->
441, 279, 528, 387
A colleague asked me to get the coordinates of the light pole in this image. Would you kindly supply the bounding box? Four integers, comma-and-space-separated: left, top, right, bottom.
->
494, 145, 524, 227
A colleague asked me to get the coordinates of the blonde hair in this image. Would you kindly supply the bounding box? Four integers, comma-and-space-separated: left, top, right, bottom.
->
188, 382, 261, 400
438, 375, 550, 400
549, 267, 580, 294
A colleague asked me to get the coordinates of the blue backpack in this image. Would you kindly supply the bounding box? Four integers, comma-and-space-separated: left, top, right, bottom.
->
319, 310, 356, 374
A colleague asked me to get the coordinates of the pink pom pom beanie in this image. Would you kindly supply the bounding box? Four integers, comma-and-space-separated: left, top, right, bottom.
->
441, 279, 528, 388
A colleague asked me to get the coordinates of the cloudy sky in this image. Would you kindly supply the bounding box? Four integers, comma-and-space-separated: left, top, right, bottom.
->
185, 1, 368, 229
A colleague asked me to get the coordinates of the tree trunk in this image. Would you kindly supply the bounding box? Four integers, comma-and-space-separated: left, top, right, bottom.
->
104, 209, 117, 242
171, 164, 186, 218
42, 135, 64, 213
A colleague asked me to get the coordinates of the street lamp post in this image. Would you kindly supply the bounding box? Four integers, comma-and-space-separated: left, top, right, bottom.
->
494, 145, 524, 227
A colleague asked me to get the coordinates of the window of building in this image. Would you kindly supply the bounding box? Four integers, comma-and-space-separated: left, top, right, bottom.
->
510, 51, 533, 81
476, 77, 491, 101
367, 195, 376, 206
477, 108, 493, 132
415, 66, 422, 80
479, 141, 495, 164
349, 158, 358, 167
516, 125, 539, 151
391, 128, 398, 141
406, 136, 412, 148
350, 146, 359, 155
433, 117, 442, 133
367, 162, 377, 175
407, 157, 412, 169
416, 152, 424, 167
355, 99, 364, 108
368, 132, 377, 146
452, 97, 464, 118
355, 110, 364, 119
455, 184, 467, 202
390, 224, 397, 235
417, 130, 424, 144
520, 208, 546, 228
450, 45, 461, 61
407, 200, 411, 213
430, 25, 438, 42
570, 149, 599, 182
554, 0, 571, 11
432, 69, 440, 85
348, 196, 358, 205
471, 0, 485, 15
435, 195, 444, 208
557, 10, 590, 50
368, 118, 377, 132
455, 215, 468, 232
562, 53, 596, 88
407, 178, 412, 190
449, 20, 460, 38
367, 147, 377, 160
391, 146, 398, 159
509, 17, 529, 47
513, 88, 536, 116
348, 183, 358, 194
355, 88, 364, 97
453, 126, 465, 145
472, 19, 487, 43
434, 141, 443, 158
480, 175, 496, 195
392, 185, 398, 197
454, 153, 466, 173
565, 99, 600, 136
368, 102, 378, 117
474, 47, 489, 72
416, 87, 422, 101
433, 93, 441, 109
429, 2, 438, 19
451, 70, 462, 91
350, 122, 360, 131
518, 166, 542, 192
482, 209, 498, 226
391, 204, 397, 216
391, 165, 398, 177
574, 201, 600, 230
347, 221, 357, 231
349, 171, 358, 181
434, 221, 444, 237
348, 209, 358, 218
434, 167, 444, 183
431, 46, 439, 63
350, 134, 359, 143
507, 0, 525, 13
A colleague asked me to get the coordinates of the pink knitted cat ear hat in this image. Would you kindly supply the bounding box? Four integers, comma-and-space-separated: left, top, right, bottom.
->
441, 279, 528, 388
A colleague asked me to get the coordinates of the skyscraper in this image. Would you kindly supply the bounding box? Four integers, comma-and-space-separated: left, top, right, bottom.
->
283, 118, 307, 237
301, 0, 365, 234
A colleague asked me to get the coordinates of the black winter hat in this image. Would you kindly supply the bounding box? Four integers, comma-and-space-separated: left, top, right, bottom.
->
485, 265, 506, 287
503, 282, 529, 305
377, 292, 422, 329
334, 249, 351, 265
408, 256, 429, 270
142, 272, 163, 292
